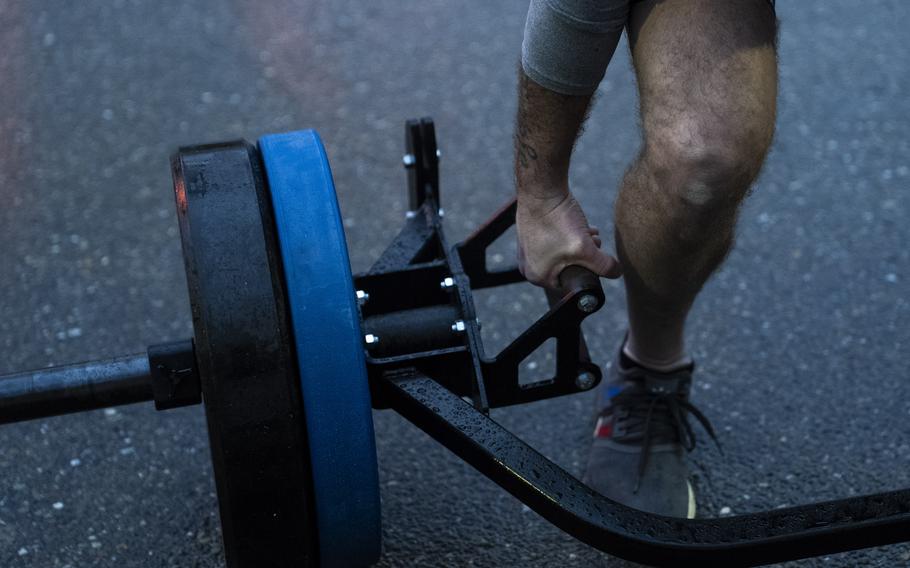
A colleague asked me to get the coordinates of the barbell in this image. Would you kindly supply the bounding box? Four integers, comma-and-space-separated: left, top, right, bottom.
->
1, 118, 909, 568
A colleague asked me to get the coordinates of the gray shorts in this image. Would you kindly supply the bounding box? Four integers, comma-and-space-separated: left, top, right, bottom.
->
521, 0, 776, 96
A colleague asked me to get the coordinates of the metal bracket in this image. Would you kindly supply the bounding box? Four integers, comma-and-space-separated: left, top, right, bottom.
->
149, 339, 201, 410
456, 197, 524, 289
481, 266, 604, 407
362, 119, 603, 414
404, 117, 440, 213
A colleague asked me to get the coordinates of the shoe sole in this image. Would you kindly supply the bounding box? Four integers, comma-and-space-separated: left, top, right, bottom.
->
687, 480, 696, 519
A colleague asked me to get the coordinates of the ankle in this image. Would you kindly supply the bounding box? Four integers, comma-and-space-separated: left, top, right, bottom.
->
622, 340, 692, 373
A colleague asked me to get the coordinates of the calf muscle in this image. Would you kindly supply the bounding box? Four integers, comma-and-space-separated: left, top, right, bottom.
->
618, 0, 778, 365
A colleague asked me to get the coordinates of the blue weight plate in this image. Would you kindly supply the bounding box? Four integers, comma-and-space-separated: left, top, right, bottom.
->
259, 130, 381, 567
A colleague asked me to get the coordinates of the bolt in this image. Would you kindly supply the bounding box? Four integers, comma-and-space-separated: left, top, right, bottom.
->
437, 208, 445, 218
440, 276, 455, 291
355, 290, 369, 305
405, 210, 417, 219
436, 149, 442, 160
402, 153, 415, 167
475, 318, 482, 330
364, 334, 380, 347
576, 294, 599, 313
575, 371, 597, 391
451, 320, 466, 333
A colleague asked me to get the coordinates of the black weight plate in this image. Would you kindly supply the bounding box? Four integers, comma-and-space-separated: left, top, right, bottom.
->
172, 141, 316, 567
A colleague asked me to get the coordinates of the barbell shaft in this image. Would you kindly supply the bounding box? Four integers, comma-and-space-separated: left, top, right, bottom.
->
0, 353, 154, 424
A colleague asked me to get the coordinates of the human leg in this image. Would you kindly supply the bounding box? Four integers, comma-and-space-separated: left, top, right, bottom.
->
617, 0, 778, 368
585, 0, 778, 518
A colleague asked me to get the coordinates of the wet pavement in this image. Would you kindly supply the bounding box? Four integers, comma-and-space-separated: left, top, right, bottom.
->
1, 1, 909, 566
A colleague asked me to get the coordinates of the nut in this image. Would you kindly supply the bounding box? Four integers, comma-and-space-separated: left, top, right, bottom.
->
576, 294, 599, 313
575, 371, 597, 391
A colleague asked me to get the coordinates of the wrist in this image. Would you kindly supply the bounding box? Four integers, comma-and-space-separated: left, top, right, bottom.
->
517, 185, 570, 216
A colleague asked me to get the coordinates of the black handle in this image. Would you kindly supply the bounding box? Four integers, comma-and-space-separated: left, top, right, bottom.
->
557, 265, 600, 294
544, 265, 605, 312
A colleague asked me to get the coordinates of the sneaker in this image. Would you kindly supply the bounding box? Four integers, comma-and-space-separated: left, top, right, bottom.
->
582, 344, 719, 518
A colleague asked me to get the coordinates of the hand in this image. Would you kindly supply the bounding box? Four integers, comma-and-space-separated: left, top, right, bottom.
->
516, 192, 622, 290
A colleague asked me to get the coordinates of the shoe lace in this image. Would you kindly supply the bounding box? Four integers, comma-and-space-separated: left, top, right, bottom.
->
612, 378, 722, 493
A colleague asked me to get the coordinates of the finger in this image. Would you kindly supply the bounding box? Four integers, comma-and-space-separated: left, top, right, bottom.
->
584, 249, 623, 279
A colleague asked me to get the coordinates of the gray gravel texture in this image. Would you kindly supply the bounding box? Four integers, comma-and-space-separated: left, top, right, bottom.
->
1, 1, 909, 566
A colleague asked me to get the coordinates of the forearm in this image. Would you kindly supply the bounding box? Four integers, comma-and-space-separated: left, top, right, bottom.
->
515, 0, 627, 206
514, 71, 593, 203
513, 74, 624, 288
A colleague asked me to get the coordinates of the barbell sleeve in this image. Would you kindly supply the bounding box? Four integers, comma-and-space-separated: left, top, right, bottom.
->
0, 339, 199, 424
0, 353, 153, 424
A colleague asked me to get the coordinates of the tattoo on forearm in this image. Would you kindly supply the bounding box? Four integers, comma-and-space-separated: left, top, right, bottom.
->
517, 138, 538, 169
514, 67, 593, 179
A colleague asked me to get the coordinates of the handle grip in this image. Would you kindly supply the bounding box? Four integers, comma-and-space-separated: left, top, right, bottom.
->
544, 265, 604, 311
557, 265, 600, 294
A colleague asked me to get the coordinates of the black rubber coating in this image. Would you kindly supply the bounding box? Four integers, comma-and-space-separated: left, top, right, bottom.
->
172, 142, 317, 567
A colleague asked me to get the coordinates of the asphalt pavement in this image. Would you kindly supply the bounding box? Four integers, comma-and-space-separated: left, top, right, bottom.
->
1, 1, 909, 566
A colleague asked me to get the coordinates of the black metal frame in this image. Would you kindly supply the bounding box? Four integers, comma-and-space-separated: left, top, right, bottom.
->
359, 118, 910, 566
355, 117, 604, 412
380, 369, 910, 567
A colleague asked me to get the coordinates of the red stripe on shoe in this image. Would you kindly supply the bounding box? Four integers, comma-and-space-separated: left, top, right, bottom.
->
594, 416, 613, 438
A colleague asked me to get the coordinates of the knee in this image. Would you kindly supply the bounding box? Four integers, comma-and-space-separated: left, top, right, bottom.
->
646, 122, 773, 214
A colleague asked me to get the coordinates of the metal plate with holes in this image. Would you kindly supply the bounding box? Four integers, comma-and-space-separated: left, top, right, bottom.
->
259, 130, 382, 567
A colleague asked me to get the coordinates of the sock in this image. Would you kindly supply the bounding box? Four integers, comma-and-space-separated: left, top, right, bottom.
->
622, 338, 692, 373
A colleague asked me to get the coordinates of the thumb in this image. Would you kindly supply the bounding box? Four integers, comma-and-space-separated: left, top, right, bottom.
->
581, 248, 623, 279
